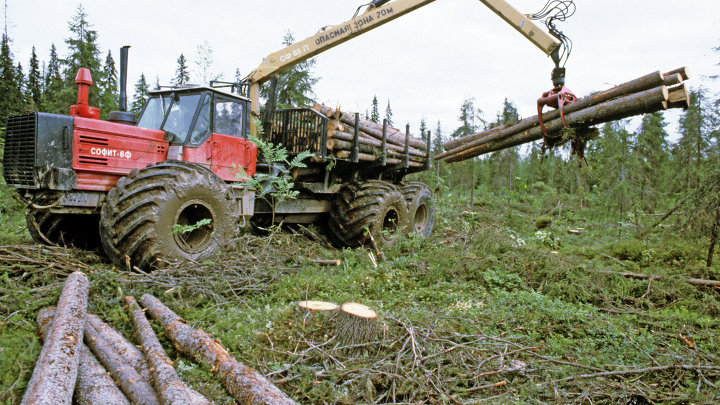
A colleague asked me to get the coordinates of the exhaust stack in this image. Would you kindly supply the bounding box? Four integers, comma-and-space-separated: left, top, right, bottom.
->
108, 45, 137, 125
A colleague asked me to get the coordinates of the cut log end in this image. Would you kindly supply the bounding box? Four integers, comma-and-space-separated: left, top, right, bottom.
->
297, 300, 339, 312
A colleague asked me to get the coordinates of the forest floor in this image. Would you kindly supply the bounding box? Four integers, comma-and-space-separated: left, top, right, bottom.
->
1, 179, 719, 404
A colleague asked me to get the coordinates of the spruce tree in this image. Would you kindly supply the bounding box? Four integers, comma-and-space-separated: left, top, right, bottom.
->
26, 46, 42, 110
98, 50, 118, 118
131, 73, 149, 114
632, 112, 669, 211
261, 31, 319, 107
0, 33, 23, 125
64, 5, 102, 106
370, 95, 380, 123
487, 99, 519, 190
672, 89, 709, 192
173, 54, 190, 87
384, 100, 393, 127
451, 97, 483, 138
42, 43, 64, 113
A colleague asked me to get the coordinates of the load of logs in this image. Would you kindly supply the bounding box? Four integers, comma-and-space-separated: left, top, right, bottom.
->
313, 104, 430, 169
21, 272, 297, 405
436, 67, 691, 163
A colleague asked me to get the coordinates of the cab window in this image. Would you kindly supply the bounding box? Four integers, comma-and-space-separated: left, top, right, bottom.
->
137, 95, 172, 129
188, 94, 212, 145
162, 94, 201, 143
214, 98, 245, 137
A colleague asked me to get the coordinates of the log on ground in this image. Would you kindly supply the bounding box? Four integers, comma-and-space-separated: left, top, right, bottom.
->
21, 271, 89, 405
124, 296, 210, 405
36, 307, 129, 405
86, 313, 152, 381
138, 294, 298, 405
84, 319, 160, 405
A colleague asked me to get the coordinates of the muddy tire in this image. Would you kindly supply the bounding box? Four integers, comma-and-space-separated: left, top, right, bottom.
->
401, 182, 435, 238
99, 161, 238, 269
328, 180, 408, 248
26, 210, 100, 249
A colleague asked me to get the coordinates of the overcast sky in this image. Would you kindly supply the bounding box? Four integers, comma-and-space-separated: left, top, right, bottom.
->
8, 0, 720, 140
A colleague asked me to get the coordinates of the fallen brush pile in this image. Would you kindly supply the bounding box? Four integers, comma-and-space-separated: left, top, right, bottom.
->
436, 67, 690, 163
21, 272, 297, 405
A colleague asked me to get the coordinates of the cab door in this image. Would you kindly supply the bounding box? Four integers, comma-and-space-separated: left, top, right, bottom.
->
209, 96, 257, 181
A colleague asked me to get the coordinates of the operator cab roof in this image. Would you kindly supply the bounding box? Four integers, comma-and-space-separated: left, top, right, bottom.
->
148, 85, 250, 102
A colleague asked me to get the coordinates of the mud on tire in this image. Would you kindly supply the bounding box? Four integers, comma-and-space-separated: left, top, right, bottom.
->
328, 180, 408, 248
99, 161, 239, 269
401, 182, 435, 238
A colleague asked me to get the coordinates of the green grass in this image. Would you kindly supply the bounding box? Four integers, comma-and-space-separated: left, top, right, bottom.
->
1, 184, 719, 403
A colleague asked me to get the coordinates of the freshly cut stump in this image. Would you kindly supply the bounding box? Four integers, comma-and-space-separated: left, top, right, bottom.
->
21, 271, 89, 405
139, 294, 298, 405
36, 308, 129, 405
297, 301, 339, 327
336, 303, 378, 346
124, 296, 210, 405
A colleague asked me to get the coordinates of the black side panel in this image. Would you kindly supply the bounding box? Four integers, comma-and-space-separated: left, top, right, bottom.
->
2, 112, 76, 190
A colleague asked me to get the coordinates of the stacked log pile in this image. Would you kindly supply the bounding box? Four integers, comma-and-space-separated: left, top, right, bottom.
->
313, 104, 429, 169
436, 67, 690, 163
22, 272, 296, 405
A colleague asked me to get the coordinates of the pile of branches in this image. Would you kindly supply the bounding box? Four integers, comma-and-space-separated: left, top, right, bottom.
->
260, 313, 720, 403
436, 67, 690, 163
22, 271, 297, 404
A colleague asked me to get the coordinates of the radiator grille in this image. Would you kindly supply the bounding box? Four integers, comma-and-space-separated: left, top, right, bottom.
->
2, 113, 37, 187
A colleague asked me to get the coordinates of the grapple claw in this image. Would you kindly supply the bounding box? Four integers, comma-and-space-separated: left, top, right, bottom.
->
537, 85, 577, 138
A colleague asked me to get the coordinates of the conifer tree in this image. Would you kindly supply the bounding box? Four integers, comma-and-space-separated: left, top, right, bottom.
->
98, 50, 118, 118
26, 46, 42, 110
487, 99, 519, 190
42, 43, 64, 112
174, 54, 190, 87
672, 89, 709, 192
131, 73, 149, 114
384, 100, 393, 127
0, 33, 23, 126
419, 118, 427, 141
632, 111, 669, 211
261, 30, 319, 107
370, 95, 380, 123
193, 40, 221, 85
451, 97, 482, 138
64, 5, 102, 106
433, 120, 443, 175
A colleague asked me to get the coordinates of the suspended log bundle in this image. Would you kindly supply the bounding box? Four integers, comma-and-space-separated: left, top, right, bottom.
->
36, 308, 130, 405
437, 67, 691, 163
124, 296, 211, 405
138, 293, 298, 405
313, 104, 429, 169
21, 271, 89, 405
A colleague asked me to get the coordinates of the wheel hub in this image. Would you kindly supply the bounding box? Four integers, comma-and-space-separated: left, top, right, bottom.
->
173, 200, 215, 254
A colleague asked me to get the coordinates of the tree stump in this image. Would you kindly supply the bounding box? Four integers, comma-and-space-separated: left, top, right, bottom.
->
296, 300, 339, 328
335, 303, 378, 346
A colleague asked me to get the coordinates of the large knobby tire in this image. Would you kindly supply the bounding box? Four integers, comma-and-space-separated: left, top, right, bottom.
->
26, 209, 100, 249
401, 182, 435, 238
328, 180, 408, 248
99, 161, 238, 269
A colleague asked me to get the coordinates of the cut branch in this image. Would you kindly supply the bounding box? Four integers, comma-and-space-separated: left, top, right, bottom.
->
139, 294, 298, 405
21, 271, 89, 405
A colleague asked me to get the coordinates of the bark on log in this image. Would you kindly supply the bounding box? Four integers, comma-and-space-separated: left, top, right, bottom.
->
330, 130, 426, 157
314, 104, 427, 151
662, 73, 683, 86
336, 303, 378, 346
124, 296, 210, 405
36, 308, 130, 405
84, 320, 160, 405
440, 69, 674, 155
138, 294, 298, 405
86, 313, 152, 382
329, 138, 426, 163
21, 271, 89, 405
333, 150, 423, 167
444, 86, 670, 163
664, 66, 690, 81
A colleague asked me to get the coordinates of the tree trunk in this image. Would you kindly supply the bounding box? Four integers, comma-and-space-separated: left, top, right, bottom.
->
86, 313, 152, 382
36, 307, 130, 405
124, 296, 210, 405
21, 271, 89, 405
707, 208, 720, 267
138, 294, 298, 405
84, 320, 160, 405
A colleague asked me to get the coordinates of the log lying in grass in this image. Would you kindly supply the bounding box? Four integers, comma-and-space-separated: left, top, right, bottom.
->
139, 294, 298, 405
336, 303, 378, 346
124, 296, 210, 405
596, 270, 720, 288
86, 313, 152, 382
438, 67, 690, 163
21, 271, 89, 405
84, 320, 160, 405
37, 308, 129, 405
